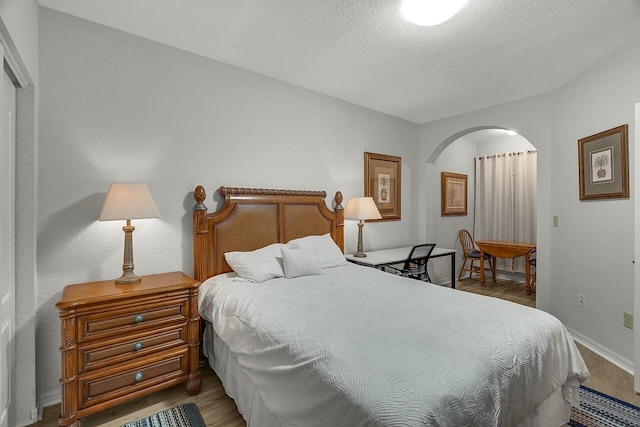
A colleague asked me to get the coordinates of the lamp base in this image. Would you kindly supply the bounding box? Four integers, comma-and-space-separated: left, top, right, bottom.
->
115, 221, 141, 285
353, 220, 367, 258
115, 270, 141, 285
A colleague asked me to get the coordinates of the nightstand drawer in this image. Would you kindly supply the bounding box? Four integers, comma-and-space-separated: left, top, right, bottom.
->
79, 346, 189, 409
78, 297, 188, 342
79, 325, 188, 372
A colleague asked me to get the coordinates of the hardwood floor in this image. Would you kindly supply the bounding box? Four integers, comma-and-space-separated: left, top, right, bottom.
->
33, 276, 639, 426
33, 367, 245, 427
456, 275, 536, 308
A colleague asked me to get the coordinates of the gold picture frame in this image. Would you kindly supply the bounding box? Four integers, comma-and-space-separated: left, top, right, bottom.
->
578, 124, 629, 201
441, 172, 467, 216
364, 152, 401, 221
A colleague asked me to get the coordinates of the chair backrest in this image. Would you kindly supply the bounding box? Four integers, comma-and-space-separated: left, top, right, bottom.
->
402, 243, 437, 270
458, 229, 475, 257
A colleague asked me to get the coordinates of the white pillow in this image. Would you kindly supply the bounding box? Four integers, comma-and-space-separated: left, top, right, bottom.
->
281, 247, 323, 279
287, 233, 347, 269
224, 243, 285, 283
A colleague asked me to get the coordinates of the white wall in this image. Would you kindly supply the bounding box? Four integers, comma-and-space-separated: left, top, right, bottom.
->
420, 37, 640, 373
428, 137, 475, 283
549, 38, 640, 369
0, 1, 39, 426
36, 8, 420, 401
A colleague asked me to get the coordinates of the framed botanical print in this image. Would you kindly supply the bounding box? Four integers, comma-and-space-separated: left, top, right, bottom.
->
364, 152, 401, 221
441, 172, 467, 216
578, 125, 629, 201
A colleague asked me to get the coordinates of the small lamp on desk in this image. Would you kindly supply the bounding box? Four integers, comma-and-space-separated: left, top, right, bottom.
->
99, 183, 161, 284
344, 197, 381, 257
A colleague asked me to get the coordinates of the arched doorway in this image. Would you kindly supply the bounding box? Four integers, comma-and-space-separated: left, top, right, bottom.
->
425, 127, 538, 297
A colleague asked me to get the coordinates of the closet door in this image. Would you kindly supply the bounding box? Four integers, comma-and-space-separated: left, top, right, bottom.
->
0, 44, 17, 427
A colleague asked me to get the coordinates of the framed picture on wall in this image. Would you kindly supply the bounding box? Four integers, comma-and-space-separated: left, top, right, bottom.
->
441, 172, 468, 216
578, 124, 629, 201
364, 152, 401, 221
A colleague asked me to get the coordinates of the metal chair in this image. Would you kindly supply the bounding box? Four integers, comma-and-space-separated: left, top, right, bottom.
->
458, 229, 495, 281
385, 243, 437, 282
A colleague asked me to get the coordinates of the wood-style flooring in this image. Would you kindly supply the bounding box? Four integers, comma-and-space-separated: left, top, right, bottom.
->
33, 276, 639, 426
33, 367, 244, 427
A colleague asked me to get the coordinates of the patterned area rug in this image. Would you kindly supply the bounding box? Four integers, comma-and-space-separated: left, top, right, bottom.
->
121, 403, 205, 427
569, 385, 640, 427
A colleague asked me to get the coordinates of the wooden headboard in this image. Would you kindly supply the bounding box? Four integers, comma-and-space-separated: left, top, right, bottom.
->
192, 185, 344, 283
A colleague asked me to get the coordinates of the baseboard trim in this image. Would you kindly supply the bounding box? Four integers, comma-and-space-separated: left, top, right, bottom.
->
567, 326, 634, 376
14, 405, 44, 427
37, 388, 61, 416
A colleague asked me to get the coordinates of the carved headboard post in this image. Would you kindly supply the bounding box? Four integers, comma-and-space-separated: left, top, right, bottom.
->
334, 191, 345, 252
192, 185, 210, 283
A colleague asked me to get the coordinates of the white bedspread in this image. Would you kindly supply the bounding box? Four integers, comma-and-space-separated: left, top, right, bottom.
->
199, 263, 589, 427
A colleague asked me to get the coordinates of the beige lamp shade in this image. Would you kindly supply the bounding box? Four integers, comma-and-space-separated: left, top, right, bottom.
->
99, 183, 161, 221
344, 197, 382, 221
344, 197, 381, 258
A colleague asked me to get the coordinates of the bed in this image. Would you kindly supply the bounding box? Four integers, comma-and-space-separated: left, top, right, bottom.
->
192, 185, 589, 427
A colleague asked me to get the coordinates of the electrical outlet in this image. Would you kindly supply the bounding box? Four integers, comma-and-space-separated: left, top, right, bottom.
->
553, 215, 559, 227
578, 294, 585, 308
624, 312, 634, 329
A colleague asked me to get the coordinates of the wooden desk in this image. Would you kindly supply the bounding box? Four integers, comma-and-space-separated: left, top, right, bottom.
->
345, 246, 457, 288
475, 240, 537, 295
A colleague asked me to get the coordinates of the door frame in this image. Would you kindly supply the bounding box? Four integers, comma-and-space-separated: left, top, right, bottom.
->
634, 103, 640, 392
0, 17, 38, 427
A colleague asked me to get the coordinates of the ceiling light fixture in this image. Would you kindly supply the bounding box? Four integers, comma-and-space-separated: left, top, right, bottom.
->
400, 0, 468, 26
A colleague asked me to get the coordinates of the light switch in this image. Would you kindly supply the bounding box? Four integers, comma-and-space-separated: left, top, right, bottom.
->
553, 216, 558, 227
624, 312, 634, 329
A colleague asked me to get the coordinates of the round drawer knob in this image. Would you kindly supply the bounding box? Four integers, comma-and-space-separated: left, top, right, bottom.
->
133, 314, 144, 323
134, 372, 143, 382
133, 342, 143, 351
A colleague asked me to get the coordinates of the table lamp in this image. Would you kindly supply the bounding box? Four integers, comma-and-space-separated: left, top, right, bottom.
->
344, 197, 381, 257
99, 183, 161, 284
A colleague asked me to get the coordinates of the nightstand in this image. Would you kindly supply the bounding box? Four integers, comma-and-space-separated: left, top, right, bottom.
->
56, 271, 201, 427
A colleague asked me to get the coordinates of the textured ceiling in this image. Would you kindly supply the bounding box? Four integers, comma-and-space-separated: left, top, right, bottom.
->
38, 0, 640, 124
